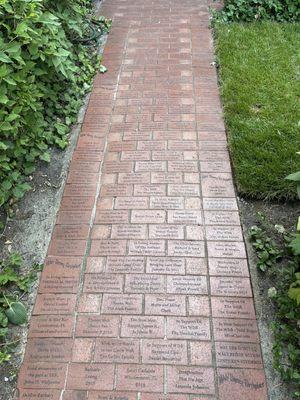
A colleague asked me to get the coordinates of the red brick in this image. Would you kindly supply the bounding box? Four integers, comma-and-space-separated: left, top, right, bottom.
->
167, 366, 215, 395
66, 363, 114, 391
23, 338, 73, 363
39, 257, 82, 294
142, 339, 188, 364
33, 294, 76, 315
121, 316, 164, 338
18, 362, 67, 389
102, 294, 143, 314
76, 315, 119, 337
18, 389, 61, 400
116, 364, 164, 392
217, 368, 268, 400
94, 338, 140, 363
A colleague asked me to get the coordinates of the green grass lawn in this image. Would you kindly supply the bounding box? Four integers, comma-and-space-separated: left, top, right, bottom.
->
215, 22, 300, 201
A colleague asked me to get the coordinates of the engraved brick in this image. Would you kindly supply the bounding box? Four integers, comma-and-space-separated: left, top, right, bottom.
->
207, 242, 246, 258
168, 184, 200, 196
111, 224, 147, 239
211, 297, 255, 319
29, 315, 73, 338
24, 338, 72, 363
217, 368, 268, 400
152, 151, 183, 160
51, 225, 89, 240
167, 316, 210, 340
119, 172, 150, 184
18, 362, 67, 389
94, 338, 140, 363
136, 161, 166, 172
56, 211, 91, 225
61, 197, 94, 210
83, 273, 123, 293
168, 241, 205, 257
47, 239, 87, 257
116, 365, 164, 392
18, 389, 61, 400
142, 339, 188, 364
200, 161, 231, 173
206, 226, 243, 241
213, 318, 260, 343
95, 210, 129, 224
67, 363, 114, 391
101, 184, 133, 197
169, 161, 198, 172
145, 295, 186, 316
146, 257, 185, 274
125, 273, 165, 293
106, 256, 145, 273
90, 240, 127, 256
76, 315, 119, 337
39, 257, 82, 294
121, 151, 150, 160
103, 161, 133, 173
151, 172, 182, 184
167, 366, 215, 395
149, 225, 184, 239
215, 342, 263, 368
209, 258, 249, 276
167, 275, 207, 294
150, 196, 184, 209
134, 184, 166, 196
204, 211, 240, 225
33, 294, 76, 315
141, 394, 188, 400
201, 173, 235, 197
210, 277, 252, 297
121, 316, 164, 338
115, 197, 149, 209
128, 240, 165, 256
88, 392, 136, 400
102, 294, 143, 314
203, 197, 238, 210
131, 210, 165, 223
168, 210, 202, 224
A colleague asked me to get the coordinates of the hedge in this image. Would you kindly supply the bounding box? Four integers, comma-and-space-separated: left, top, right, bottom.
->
0, 0, 102, 207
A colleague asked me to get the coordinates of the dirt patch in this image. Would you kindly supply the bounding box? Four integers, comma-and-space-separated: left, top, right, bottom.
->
239, 197, 299, 400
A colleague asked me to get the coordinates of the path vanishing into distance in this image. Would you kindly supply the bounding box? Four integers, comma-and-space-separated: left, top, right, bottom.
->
17, 0, 269, 399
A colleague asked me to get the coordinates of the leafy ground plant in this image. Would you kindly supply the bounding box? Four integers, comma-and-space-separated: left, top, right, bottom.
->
0, 0, 111, 208
212, 0, 300, 23
0, 253, 42, 364
214, 22, 300, 201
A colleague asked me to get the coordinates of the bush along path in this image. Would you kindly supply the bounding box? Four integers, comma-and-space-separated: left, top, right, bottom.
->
0, 0, 110, 210
16, 0, 269, 399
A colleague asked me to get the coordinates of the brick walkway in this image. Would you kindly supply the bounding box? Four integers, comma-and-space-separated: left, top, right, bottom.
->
17, 1, 268, 399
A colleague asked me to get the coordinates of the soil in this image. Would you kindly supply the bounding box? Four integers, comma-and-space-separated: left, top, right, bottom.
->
239, 196, 300, 400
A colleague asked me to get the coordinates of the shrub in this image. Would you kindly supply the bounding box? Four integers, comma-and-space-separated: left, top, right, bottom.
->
212, 0, 300, 23
0, 0, 103, 207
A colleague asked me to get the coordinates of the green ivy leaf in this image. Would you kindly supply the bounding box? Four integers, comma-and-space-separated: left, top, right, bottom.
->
5, 302, 27, 325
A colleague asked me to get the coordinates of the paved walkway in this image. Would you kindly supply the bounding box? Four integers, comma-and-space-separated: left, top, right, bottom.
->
17, 1, 268, 399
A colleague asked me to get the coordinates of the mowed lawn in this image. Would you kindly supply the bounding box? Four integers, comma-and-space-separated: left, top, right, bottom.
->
215, 22, 300, 201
